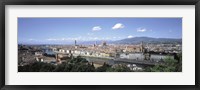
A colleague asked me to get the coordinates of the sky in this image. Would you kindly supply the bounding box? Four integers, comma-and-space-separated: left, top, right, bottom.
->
18, 18, 182, 44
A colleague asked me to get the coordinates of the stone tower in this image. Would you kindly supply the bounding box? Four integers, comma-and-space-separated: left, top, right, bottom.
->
140, 41, 144, 53
75, 40, 77, 46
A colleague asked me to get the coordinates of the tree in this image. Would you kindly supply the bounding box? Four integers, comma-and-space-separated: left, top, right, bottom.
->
148, 56, 179, 72
18, 65, 31, 72
29, 62, 45, 72
176, 53, 182, 72
69, 56, 88, 64
63, 64, 73, 72
18, 56, 132, 72
52, 63, 65, 72
106, 64, 131, 72
96, 62, 111, 72
62, 56, 94, 72
39, 63, 55, 72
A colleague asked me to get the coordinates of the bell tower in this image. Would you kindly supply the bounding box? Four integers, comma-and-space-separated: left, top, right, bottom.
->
140, 41, 144, 53
75, 40, 77, 46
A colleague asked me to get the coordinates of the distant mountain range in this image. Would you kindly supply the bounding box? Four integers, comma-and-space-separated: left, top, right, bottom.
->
112, 37, 182, 44
19, 37, 182, 45
78, 37, 182, 45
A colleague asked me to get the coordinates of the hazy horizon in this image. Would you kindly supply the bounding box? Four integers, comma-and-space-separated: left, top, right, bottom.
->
18, 36, 182, 45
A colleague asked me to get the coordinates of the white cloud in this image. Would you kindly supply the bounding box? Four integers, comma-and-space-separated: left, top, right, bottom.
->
137, 28, 147, 32
92, 26, 102, 31
28, 39, 36, 41
127, 35, 134, 38
112, 23, 124, 30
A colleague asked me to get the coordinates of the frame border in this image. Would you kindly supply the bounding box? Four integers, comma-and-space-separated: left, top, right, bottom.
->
0, 0, 199, 90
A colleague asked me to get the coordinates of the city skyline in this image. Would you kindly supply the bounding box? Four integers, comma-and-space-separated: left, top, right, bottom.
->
18, 18, 182, 44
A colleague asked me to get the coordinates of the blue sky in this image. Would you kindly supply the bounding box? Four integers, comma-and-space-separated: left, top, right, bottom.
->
18, 18, 182, 44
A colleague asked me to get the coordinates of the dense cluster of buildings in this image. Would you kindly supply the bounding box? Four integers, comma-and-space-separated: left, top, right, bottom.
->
18, 40, 181, 70
43, 41, 180, 61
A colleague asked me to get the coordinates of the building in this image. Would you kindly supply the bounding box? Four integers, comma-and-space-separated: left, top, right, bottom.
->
120, 53, 144, 60
35, 52, 43, 56
45, 49, 54, 55
75, 40, 77, 46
